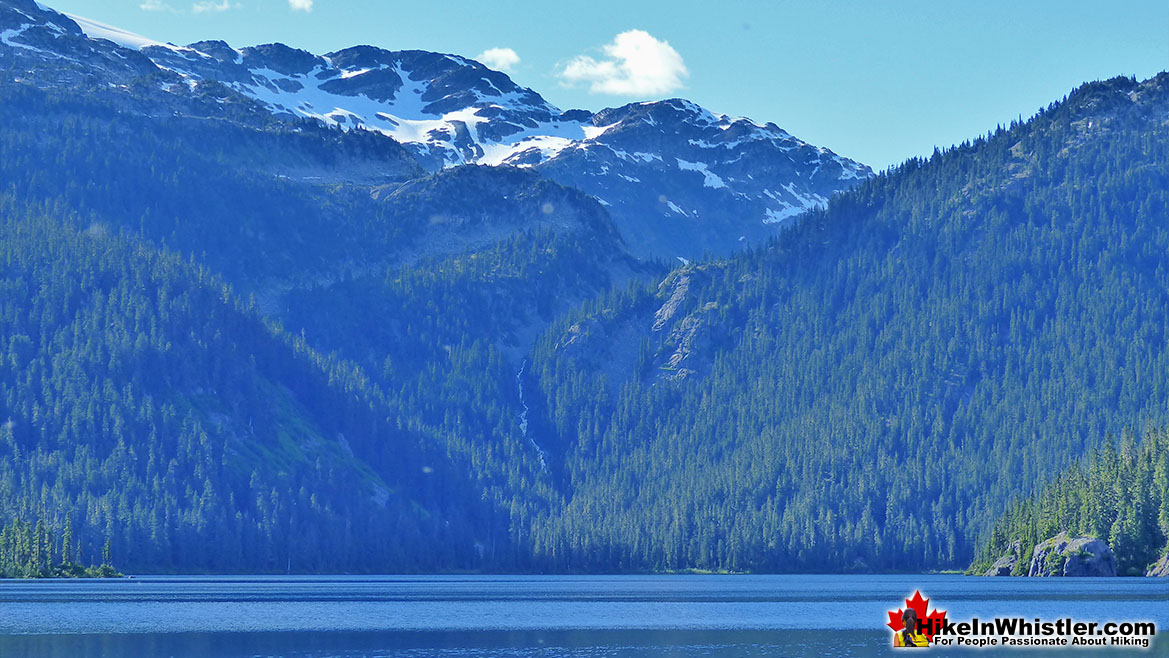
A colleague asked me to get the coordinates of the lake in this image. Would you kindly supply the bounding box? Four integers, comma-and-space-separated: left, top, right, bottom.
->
0, 574, 1165, 657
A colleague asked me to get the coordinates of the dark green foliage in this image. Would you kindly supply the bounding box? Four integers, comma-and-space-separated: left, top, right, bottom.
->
971, 429, 1169, 576
0, 517, 118, 578
281, 212, 652, 567
0, 202, 498, 572
0, 82, 421, 282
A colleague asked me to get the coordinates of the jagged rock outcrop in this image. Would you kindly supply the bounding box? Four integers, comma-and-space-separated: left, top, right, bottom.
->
1147, 554, 1169, 577
983, 541, 1022, 576
1028, 533, 1116, 577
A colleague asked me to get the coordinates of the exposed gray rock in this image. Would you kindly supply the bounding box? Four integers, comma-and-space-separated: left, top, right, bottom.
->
1147, 553, 1169, 577
1028, 532, 1116, 577
983, 541, 1021, 576
535, 98, 872, 259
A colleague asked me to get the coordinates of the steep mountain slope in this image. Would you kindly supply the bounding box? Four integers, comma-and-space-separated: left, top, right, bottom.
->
1, 0, 872, 259
1, 0, 155, 86
523, 74, 1169, 572
0, 204, 501, 572
0, 0, 287, 127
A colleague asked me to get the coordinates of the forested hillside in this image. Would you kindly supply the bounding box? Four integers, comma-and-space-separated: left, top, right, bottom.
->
523, 74, 1169, 571
0, 203, 519, 572
0, 83, 420, 285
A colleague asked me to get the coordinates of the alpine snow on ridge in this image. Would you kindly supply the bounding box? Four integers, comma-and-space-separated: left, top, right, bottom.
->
2, 0, 872, 259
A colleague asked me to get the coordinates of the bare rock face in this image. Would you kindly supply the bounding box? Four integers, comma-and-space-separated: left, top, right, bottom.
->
983, 541, 1022, 576
1028, 532, 1116, 577
984, 554, 1017, 576
1147, 554, 1169, 577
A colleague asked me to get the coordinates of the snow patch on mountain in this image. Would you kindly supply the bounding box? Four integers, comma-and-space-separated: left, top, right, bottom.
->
61, 12, 870, 190
0, 24, 34, 50
763, 206, 805, 224
676, 158, 726, 189
5, 1, 875, 258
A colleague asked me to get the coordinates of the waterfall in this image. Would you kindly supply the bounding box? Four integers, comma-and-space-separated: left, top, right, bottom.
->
516, 360, 547, 471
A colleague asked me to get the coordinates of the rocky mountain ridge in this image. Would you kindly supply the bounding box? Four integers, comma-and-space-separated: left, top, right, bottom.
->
1, 0, 872, 259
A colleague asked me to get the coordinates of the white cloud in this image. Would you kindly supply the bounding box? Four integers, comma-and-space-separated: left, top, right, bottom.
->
559, 29, 688, 96
139, 0, 174, 10
476, 47, 520, 73
288, 0, 313, 11
192, 0, 236, 13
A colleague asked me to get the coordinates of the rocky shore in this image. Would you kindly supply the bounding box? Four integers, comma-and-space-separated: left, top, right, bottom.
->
979, 532, 1168, 577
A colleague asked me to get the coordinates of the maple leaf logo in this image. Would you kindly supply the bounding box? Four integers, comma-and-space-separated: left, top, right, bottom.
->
887, 590, 947, 642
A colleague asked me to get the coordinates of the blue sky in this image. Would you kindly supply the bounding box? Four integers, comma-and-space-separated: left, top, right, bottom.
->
46, 0, 1168, 170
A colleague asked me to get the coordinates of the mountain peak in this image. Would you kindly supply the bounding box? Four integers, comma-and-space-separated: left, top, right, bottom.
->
240, 42, 322, 76
3, 0, 874, 259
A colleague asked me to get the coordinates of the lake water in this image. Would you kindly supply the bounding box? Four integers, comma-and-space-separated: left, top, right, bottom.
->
0, 574, 1165, 657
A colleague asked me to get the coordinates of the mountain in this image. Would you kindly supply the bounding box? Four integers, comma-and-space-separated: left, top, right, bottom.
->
0, 3, 645, 571
520, 73, 1169, 571
537, 99, 869, 259
0, 0, 281, 126
4, 0, 1168, 577
0, 70, 649, 570
1, 2, 871, 260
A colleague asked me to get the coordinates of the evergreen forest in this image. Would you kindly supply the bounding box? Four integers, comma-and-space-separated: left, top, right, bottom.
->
971, 429, 1169, 576
1, 70, 1166, 574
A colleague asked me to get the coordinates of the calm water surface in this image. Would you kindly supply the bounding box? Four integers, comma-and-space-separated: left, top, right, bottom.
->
0, 574, 1164, 657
